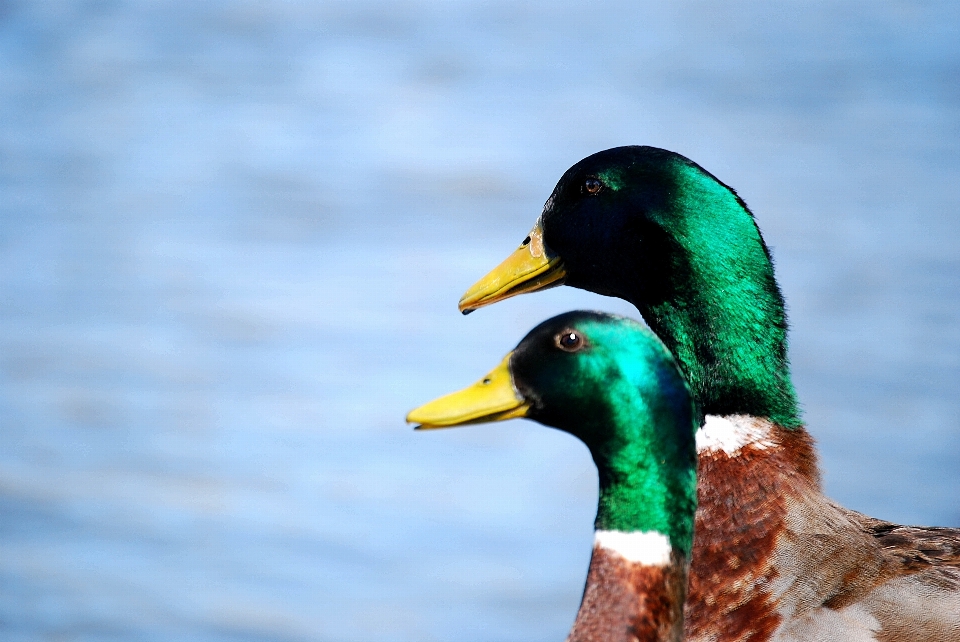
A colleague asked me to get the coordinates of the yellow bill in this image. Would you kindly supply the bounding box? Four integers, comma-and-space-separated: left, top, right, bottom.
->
458, 221, 566, 314
406, 353, 530, 430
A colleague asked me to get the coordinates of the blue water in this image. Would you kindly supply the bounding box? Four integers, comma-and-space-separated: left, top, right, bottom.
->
1, 1, 959, 640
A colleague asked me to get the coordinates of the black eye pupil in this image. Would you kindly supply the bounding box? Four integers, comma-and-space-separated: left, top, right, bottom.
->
559, 332, 581, 350
584, 178, 602, 194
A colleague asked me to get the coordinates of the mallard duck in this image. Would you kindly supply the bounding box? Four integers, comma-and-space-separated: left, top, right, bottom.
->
457, 147, 960, 641
408, 311, 699, 642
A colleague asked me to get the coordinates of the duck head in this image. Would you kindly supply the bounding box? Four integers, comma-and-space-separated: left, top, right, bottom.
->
458, 146, 800, 427
407, 310, 698, 552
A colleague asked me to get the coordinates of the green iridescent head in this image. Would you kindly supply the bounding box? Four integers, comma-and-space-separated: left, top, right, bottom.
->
460, 146, 800, 427
408, 311, 699, 555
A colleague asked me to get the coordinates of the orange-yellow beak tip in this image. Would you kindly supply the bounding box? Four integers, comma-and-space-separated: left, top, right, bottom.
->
458, 224, 566, 313
406, 354, 530, 430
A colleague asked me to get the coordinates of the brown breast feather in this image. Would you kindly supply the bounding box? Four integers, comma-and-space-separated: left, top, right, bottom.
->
560, 420, 960, 641
568, 546, 687, 642
684, 422, 960, 642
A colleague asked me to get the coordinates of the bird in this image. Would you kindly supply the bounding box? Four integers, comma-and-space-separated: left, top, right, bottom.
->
408, 311, 700, 642
457, 146, 960, 641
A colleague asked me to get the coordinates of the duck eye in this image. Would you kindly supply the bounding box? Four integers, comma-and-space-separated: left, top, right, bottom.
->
583, 177, 603, 195
556, 330, 583, 352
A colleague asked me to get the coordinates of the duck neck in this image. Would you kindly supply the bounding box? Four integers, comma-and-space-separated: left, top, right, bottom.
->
628, 164, 801, 428
567, 415, 696, 642
592, 440, 696, 553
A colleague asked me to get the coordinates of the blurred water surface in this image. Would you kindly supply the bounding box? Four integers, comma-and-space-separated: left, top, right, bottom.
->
1, 1, 959, 640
